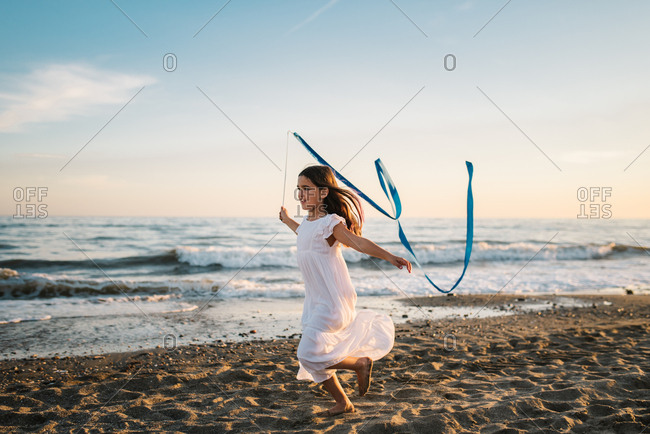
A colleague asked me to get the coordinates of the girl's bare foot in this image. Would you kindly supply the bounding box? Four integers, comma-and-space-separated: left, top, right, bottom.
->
356, 357, 373, 396
319, 401, 355, 417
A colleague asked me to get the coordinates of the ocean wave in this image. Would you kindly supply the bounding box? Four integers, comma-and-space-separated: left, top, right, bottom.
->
0, 251, 179, 271
0, 269, 219, 300
0, 314, 52, 325
175, 241, 649, 267
0, 268, 19, 279
410, 241, 649, 264
0, 268, 310, 300
175, 246, 297, 268
0, 294, 199, 324
0, 241, 646, 276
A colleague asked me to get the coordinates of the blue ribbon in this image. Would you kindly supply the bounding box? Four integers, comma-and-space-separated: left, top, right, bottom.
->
292, 132, 474, 293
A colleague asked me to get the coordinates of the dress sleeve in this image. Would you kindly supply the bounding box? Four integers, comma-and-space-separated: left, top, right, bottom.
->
320, 213, 347, 239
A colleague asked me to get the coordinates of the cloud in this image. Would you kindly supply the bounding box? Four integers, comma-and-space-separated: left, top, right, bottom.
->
0, 63, 155, 132
284, 0, 341, 36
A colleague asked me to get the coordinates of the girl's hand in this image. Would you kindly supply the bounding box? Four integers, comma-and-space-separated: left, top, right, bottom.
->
389, 254, 412, 273
279, 206, 289, 224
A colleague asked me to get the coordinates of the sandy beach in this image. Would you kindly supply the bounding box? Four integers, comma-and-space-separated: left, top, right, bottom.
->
1, 293, 648, 433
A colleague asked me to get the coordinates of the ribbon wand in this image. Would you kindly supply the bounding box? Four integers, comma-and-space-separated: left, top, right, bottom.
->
291, 131, 474, 294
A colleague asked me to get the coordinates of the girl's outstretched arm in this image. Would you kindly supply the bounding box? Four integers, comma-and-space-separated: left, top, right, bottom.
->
279, 206, 299, 234
332, 222, 412, 273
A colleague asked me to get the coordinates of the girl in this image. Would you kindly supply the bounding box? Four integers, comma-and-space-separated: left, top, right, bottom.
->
279, 165, 412, 417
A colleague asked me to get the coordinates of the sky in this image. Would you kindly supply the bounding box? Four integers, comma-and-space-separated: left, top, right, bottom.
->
1, 0, 649, 218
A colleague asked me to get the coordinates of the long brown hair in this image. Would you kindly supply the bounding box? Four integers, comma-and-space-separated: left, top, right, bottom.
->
299, 165, 364, 236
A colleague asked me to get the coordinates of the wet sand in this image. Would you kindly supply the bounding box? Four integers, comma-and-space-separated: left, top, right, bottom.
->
0, 294, 648, 433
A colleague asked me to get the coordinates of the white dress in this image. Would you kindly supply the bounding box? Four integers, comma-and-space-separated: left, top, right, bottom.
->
295, 213, 395, 383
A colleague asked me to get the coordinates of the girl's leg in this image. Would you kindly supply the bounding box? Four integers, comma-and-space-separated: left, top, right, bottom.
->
320, 373, 354, 414
326, 356, 373, 397
326, 356, 359, 370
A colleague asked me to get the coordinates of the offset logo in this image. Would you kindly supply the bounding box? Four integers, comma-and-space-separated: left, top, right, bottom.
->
577, 187, 612, 219
13, 187, 48, 219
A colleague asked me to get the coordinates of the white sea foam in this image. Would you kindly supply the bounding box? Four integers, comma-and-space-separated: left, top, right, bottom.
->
173, 241, 645, 269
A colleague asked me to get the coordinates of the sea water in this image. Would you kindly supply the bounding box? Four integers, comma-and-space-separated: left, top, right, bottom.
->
0, 216, 648, 358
